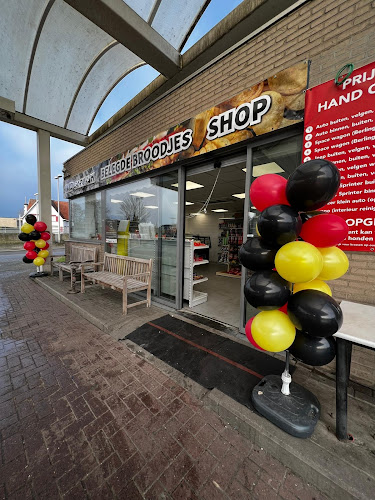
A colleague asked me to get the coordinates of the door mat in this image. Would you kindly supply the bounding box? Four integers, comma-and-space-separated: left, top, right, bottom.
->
125, 315, 292, 408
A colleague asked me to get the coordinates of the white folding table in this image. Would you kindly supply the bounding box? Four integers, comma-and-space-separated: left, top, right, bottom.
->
334, 301, 375, 440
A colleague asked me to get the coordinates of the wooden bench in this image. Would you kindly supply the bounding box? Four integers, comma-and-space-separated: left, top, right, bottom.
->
52, 244, 98, 290
81, 253, 153, 315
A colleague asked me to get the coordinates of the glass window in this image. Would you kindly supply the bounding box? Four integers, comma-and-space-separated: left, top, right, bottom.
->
105, 173, 178, 302
70, 192, 102, 240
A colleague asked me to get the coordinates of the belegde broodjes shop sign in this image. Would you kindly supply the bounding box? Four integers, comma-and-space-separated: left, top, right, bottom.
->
302, 60, 375, 252
64, 61, 308, 198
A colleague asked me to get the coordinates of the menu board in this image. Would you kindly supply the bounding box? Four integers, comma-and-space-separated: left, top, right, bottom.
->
303, 61, 375, 252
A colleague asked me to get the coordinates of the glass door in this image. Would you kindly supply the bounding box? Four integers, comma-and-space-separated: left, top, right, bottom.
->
241, 133, 303, 331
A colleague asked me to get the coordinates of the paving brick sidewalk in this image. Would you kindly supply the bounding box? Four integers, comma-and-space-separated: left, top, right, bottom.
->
0, 264, 325, 499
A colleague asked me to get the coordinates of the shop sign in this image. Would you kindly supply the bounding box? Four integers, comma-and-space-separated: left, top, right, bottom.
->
65, 61, 308, 198
303, 60, 375, 252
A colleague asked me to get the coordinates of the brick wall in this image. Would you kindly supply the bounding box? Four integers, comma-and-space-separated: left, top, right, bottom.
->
64, 0, 375, 385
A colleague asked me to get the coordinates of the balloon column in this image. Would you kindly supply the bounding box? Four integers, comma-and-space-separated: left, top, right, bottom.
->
240, 159, 349, 369
19, 215, 50, 269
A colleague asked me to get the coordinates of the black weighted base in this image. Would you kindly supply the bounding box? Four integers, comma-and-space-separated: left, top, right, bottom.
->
29, 271, 49, 278
251, 374, 320, 439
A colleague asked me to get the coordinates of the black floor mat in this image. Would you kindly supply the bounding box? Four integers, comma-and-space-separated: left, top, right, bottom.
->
125, 315, 292, 409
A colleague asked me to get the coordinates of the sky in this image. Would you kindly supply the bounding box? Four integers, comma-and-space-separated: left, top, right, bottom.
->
0, 0, 242, 218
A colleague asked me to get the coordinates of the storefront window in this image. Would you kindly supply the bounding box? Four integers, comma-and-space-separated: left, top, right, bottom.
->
105, 173, 178, 302
70, 192, 102, 240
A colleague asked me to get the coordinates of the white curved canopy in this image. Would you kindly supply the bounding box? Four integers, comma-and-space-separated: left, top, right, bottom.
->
0, 0, 208, 139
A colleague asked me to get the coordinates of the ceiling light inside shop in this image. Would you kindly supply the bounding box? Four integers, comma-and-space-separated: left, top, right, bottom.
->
130, 192, 155, 198
145, 205, 158, 209
242, 162, 285, 177
219, 217, 235, 219
212, 209, 228, 212
173, 201, 194, 205
171, 181, 204, 190
111, 199, 123, 203
232, 193, 246, 199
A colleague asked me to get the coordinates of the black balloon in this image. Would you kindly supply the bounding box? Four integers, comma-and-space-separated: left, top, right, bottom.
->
286, 159, 340, 211
257, 204, 302, 246
239, 237, 279, 271
29, 230, 41, 240
287, 290, 343, 338
25, 214, 37, 225
289, 331, 336, 366
244, 270, 291, 310
18, 232, 31, 242
22, 256, 33, 264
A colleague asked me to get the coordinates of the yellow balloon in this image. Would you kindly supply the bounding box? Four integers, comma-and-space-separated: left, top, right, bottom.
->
317, 246, 349, 281
33, 257, 45, 267
38, 250, 49, 258
255, 223, 260, 237
252, 310, 295, 352
293, 279, 332, 296
275, 241, 323, 283
21, 223, 34, 234
35, 239, 46, 249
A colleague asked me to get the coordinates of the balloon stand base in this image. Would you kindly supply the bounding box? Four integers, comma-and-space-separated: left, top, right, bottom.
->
29, 271, 49, 278
251, 374, 320, 439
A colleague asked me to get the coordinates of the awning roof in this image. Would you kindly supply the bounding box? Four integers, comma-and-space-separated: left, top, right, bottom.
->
0, 0, 208, 141
0, 0, 305, 146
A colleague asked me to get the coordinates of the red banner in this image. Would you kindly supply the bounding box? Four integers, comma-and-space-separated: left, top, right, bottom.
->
303, 61, 375, 252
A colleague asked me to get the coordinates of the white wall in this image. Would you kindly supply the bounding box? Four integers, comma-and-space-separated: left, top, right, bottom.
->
185, 212, 226, 262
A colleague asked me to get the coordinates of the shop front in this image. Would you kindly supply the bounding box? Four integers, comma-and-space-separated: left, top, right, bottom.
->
64, 61, 307, 331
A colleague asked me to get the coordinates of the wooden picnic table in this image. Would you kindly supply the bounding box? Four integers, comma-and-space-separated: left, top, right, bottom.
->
334, 301, 375, 441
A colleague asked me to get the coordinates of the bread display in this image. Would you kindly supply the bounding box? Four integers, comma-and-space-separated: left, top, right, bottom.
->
268, 61, 308, 95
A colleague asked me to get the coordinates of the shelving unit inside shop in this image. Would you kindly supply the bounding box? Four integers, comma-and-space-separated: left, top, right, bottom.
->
184, 239, 209, 307
216, 218, 243, 278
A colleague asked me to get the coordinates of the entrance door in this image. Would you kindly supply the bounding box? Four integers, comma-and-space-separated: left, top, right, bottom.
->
183, 155, 247, 327
241, 133, 303, 331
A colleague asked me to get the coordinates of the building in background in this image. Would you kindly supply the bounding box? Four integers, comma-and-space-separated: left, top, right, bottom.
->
0, 217, 19, 231
23, 199, 69, 236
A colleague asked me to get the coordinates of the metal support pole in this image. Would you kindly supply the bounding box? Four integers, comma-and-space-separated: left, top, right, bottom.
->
336, 338, 352, 440
176, 165, 186, 310
37, 129, 52, 273
55, 175, 62, 243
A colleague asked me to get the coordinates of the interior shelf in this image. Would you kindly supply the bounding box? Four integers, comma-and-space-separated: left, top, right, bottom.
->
184, 239, 208, 307
193, 259, 209, 266
191, 290, 208, 307
192, 277, 208, 285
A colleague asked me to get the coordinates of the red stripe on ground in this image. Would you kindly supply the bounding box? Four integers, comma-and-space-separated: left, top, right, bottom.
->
147, 321, 263, 380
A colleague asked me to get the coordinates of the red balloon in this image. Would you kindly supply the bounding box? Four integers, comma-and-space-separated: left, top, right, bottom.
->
34, 221, 47, 232
40, 231, 51, 241
279, 302, 288, 314
245, 318, 266, 351
44, 242, 50, 249
24, 241, 35, 251
300, 214, 348, 247
250, 174, 289, 212
26, 250, 38, 260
